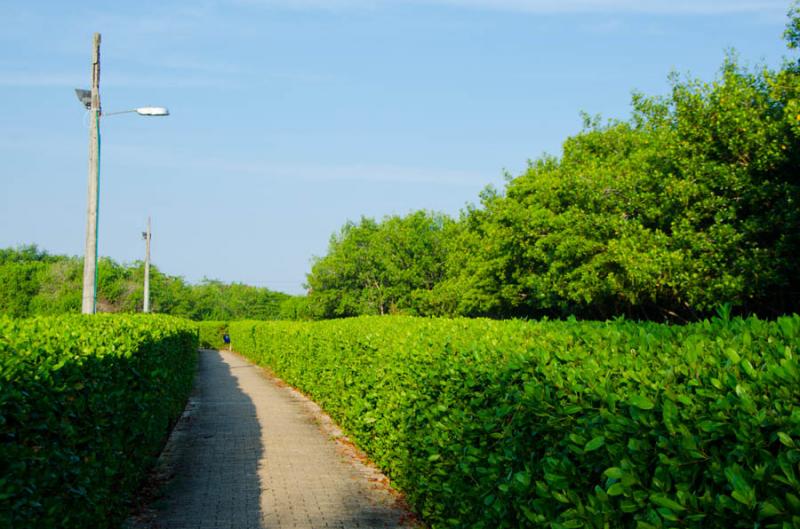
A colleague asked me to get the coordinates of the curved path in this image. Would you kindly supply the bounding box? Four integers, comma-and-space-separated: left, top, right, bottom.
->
128, 349, 418, 529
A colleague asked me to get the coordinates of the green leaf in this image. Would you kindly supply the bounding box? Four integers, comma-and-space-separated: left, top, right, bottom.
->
759, 500, 783, 517
584, 436, 605, 452
552, 491, 571, 504
607, 483, 625, 496
594, 485, 609, 503
514, 471, 531, 487
741, 360, 757, 379
662, 399, 678, 432
629, 395, 654, 410
785, 493, 800, 511
731, 490, 754, 507
725, 348, 741, 364
698, 420, 722, 433
520, 505, 539, 523
604, 467, 624, 479
777, 432, 795, 447
650, 494, 685, 512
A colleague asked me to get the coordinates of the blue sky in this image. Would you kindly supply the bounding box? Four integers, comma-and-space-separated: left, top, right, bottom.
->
0, 0, 792, 294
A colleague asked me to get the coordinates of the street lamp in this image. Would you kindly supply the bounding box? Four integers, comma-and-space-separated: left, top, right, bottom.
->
75, 33, 169, 314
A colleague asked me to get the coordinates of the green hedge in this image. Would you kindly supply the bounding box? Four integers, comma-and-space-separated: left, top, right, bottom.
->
230, 315, 800, 529
197, 320, 229, 349
0, 314, 198, 529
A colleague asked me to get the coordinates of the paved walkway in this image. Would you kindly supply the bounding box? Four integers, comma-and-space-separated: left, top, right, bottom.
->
128, 349, 418, 529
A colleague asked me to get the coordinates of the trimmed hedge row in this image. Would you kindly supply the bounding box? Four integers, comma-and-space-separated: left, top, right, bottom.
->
197, 320, 229, 349
0, 315, 198, 529
230, 315, 800, 528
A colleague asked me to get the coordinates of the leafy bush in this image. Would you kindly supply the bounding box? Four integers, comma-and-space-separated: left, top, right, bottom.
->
197, 320, 229, 349
231, 315, 800, 528
0, 315, 198, 529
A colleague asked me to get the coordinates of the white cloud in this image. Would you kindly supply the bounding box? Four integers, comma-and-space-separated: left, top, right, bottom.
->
267, 161, 489, 185
0, 73, 83, 88
110, 147, 490, 185
431, 0, 787, 15
0, 70, 234, 89
215, 159, 490, 186
233, 0, 788, 15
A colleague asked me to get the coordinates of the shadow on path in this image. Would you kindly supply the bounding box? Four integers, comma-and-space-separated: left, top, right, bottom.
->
128, 349, 419, 529
129, 349, 263, 529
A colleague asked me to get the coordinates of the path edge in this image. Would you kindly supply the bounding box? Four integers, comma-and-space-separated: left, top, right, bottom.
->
228, 348, 426, 529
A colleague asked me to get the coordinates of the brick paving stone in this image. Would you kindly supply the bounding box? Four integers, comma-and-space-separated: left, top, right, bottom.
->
127, 349, 419, 529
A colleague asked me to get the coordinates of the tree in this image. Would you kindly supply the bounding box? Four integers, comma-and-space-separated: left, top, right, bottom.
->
448, 58, 800, 320
188, 279, 289, 320
786, 1, 800, 50
306, 211, 455, 318
29, 258, 82, 315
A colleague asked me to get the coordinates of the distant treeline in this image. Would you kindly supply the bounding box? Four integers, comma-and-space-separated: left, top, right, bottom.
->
305, 18, 800, 321
0, 245, 309, 320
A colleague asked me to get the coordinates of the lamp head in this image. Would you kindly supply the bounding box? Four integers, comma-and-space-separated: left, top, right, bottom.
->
136, 107, 169, 116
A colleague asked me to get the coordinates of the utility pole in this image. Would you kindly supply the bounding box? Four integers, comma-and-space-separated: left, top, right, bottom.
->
142, 217, 151, 313
81, 33, 101, 314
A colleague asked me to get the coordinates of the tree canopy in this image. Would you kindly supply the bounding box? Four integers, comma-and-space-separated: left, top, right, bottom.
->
306, 211, 455, 318
304, 10, 800, 321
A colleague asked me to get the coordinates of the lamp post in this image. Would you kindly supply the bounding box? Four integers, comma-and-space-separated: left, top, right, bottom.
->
75, 32, 169, 314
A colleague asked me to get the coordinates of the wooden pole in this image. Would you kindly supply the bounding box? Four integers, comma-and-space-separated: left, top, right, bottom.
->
143, 216, 151, 313
81, 33, 101, 314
